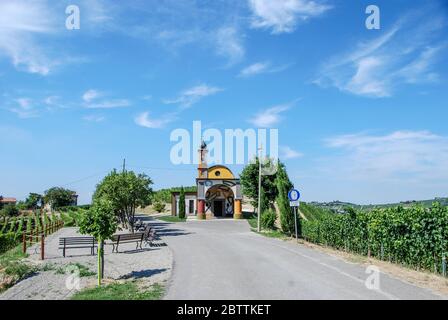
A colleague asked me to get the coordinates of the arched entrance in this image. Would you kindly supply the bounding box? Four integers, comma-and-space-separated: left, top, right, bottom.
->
205, 184, 234, 218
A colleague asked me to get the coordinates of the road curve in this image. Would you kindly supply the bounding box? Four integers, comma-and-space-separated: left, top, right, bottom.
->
150, 219, 444, 300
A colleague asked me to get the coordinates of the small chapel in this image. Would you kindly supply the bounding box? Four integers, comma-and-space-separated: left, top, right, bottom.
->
171, 141, 243, 219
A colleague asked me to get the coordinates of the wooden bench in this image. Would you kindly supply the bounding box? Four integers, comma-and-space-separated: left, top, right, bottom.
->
143, 227, 157, 247
110, 233, 145, 253
59, 237, 97, 257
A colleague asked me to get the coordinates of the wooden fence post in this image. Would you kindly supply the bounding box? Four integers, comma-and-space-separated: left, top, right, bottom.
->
40, 233, 45, 260
22, 232, 26, 254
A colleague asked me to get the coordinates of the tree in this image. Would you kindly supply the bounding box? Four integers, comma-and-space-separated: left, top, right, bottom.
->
94, 170, 153, 232
25, 193, 43, 210
78, 198, 117, 286
275, 162, 296, 235
44, 187, 76, 210
178, 186, 186, 219
240, 157, 277, 211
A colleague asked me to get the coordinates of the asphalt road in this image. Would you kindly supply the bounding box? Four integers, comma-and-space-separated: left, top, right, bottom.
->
152, 219, 445, 300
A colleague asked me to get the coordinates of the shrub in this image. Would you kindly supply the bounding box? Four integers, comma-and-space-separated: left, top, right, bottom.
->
153, 201, 166, 213
0, 204, 19, 217
261, 209, 276, 230
0, 233, 20, 254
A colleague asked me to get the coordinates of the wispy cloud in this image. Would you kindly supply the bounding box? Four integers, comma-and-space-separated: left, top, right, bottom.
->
215, 26, 245, 66
0, 1, 86, 75
248, 101, 295, 127
134, 112, 175, 129
248, 0, 331, 34
82, 90, 103, 103
280, 145, 303, 160
323, 130, 448, 182
9, 97, 38, 118
163, 84, 224, 109
239, 61, 291, 77
315, 9, 447, 97
82, 89, 130, 109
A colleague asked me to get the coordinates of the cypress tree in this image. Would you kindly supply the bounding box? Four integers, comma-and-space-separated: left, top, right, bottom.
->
179, 186, 186, 219
276, 162, 297, 235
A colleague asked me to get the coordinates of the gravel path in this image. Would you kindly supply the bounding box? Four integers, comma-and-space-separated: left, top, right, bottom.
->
0, 218, 173, 300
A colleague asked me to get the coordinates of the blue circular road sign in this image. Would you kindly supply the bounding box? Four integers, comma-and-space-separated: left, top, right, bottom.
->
288, 189, 301, 201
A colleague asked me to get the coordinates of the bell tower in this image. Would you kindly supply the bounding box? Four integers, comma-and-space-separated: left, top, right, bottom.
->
198, 140, 208, 179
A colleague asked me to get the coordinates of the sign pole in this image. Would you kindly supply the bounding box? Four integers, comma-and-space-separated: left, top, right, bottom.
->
288, 188, 301, 242
294, 206, 298, 242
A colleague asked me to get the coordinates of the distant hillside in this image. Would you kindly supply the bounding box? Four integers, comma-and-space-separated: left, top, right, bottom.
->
298, 202, 332, 221
308, 197, 448, 213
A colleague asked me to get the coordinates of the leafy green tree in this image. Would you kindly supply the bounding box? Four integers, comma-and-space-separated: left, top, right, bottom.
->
240, 157, 277, 211
25, 193, 43, 210
275, 162, 296, 235
178, 187, 186, 219
79, 199, 117, 286
44, 187, 76, 210
94, 170, 153, 232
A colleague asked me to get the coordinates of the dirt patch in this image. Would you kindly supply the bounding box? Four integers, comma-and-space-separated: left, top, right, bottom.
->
292, 239, 448, 297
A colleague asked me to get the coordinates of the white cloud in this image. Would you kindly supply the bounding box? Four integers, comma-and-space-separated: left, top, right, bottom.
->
9, 97, 37, 118
248, 102, 293, 127
315, 11, 446, 97
215, 26, 245, 65
280, 145, 303, 160
324, 130, 448, 182
164, 84, 224, 109
239, 61, 291, 77
248, 0, 331, 34
134, 112, 174, 129
240, 62, 269, 77
82, 90, 103, 103
82, 89, 130, 109
85, 99, 130, 109
0, 1, 63, 75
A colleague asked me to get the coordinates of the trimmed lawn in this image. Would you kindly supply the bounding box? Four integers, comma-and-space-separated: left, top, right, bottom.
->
158, 216, 186, 223
71, 282, 164, 300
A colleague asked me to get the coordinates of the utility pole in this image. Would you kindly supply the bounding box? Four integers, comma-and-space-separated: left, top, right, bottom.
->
257, 144, 263, 233
122, 158, 126, 173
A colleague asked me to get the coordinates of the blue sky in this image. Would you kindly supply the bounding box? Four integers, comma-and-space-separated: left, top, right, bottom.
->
1, 0, 447, 205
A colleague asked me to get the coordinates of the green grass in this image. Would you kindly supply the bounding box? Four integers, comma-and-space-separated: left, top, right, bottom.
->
242, 212, 288, 239
0, 245, 35, 292
157, 215, 186, 223
55, 262, 96, 277
71, 282, 164, 300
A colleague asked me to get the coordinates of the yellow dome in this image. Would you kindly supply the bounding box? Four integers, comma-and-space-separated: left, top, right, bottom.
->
207, 165, 234, 179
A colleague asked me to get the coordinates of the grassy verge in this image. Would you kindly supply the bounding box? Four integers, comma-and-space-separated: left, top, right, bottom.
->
0, 245, 35, 292
71, 281, 164, 300
243, 212, 288, 240
157, 216, 186, 223
54, 262, 96, 277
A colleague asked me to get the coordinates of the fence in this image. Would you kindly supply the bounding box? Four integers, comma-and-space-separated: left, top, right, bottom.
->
22, 220, 64, 260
